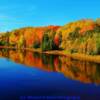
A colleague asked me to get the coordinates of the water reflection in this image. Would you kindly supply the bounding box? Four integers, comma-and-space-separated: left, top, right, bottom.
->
0, 48, 100, 85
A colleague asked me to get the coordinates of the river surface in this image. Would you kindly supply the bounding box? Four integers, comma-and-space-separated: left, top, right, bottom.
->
0, 48, 100, 100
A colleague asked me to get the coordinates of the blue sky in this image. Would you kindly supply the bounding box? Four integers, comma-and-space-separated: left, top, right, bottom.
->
0, 0, 100, 32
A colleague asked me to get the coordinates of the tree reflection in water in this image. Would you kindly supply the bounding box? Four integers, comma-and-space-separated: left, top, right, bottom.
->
0, 48, 100, 85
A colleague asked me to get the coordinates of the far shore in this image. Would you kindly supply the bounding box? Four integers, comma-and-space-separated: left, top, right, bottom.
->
0, 46, 100, 63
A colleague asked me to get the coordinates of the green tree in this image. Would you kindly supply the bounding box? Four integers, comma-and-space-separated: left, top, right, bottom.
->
5, 31, 10, 46
41, 33, 51, 51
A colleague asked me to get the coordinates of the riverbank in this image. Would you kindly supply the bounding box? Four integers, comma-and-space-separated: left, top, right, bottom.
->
0, 46, 100, 63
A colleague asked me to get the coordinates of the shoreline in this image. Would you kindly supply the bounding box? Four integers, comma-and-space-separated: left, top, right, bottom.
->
0, 46, 100, 63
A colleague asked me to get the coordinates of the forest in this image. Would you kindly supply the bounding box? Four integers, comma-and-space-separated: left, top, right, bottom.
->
0, 18, 100, 55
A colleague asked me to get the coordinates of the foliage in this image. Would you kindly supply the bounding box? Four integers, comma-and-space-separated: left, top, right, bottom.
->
93, 25, 100, 33
41, 33, 51, 51
41, 30, 61, 51
96, 18, 100, 26
1, 19, 100, 55
68, 27, 80, 40
0, 41, 6, 46
33, 41, 40, 48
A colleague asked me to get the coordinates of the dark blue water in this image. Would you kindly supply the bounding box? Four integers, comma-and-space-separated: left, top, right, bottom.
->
0, 57, 100, 100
